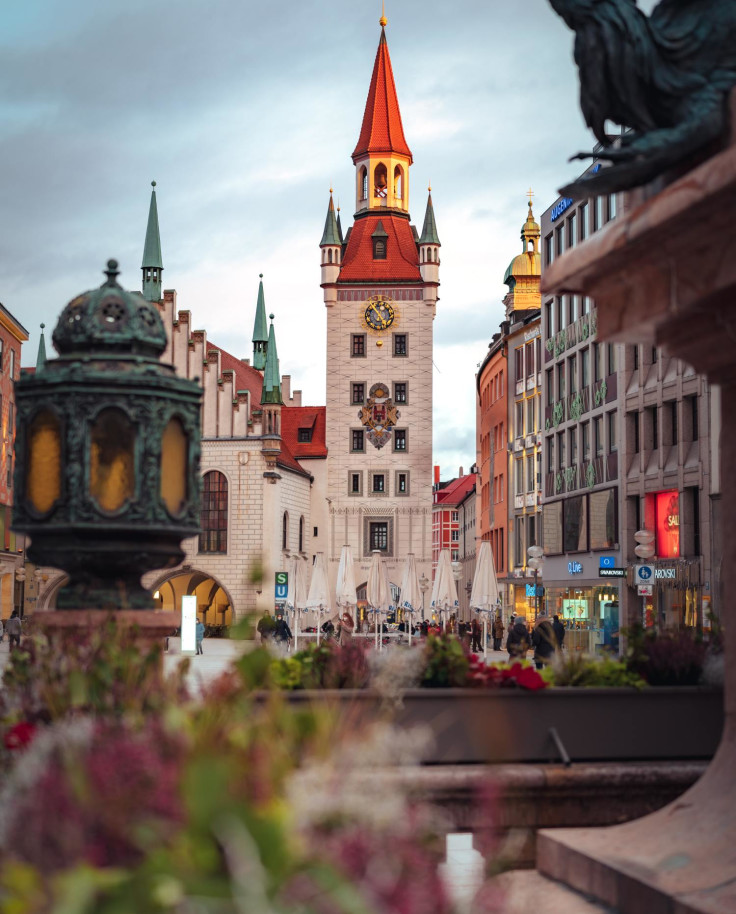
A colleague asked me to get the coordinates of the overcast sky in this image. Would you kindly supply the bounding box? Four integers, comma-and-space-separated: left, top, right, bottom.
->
1, 0, 620, 479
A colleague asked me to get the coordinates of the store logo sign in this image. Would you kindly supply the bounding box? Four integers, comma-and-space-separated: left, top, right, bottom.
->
567, 561, 583, 575
655, 567, 677, 580
551, 198, 573, 222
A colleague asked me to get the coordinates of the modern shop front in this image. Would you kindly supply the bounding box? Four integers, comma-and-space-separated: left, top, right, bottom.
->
540, 553, 624, 655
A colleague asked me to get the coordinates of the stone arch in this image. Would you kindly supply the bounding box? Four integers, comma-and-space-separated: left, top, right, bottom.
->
149, 567, 236, 627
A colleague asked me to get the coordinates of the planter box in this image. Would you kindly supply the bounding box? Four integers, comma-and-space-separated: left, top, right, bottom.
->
280, 688, 723, 764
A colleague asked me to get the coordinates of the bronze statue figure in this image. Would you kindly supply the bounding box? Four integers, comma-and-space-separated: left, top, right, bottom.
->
549, 0, 736, 196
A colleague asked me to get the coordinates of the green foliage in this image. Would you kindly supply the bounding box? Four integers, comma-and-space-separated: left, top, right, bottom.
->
0, 620, 189, 728
542, 653, 646, 689
420, 634, 470, 688
625, 625, 708, 686
267, 641, 370, 691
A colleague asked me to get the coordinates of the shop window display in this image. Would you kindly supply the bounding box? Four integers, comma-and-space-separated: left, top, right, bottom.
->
563, 495, 588, 552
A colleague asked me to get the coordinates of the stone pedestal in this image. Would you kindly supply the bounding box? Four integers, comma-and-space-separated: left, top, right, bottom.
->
32, 610, 179, 660
537, 99, 736, 914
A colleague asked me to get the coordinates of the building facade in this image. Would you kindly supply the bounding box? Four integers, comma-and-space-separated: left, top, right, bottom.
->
0, 304, 28, 619
540, 162, 718, 647
321, 20, 437, 604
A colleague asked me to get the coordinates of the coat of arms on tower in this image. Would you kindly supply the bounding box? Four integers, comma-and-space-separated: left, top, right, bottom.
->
358, 382, 400, 449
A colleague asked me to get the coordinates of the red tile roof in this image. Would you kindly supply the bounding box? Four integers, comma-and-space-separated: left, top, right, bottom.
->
281, 406, 328, 459
352, 29, 412, 163
433, 474, 477, 507
338, 214, 421, 282
212, 344, 263, 401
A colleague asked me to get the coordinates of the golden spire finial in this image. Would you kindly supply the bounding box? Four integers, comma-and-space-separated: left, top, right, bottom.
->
379, 1, 387, 27
527, 187, 534, 210
428, 180, 432, 192
329, 186, 333, 195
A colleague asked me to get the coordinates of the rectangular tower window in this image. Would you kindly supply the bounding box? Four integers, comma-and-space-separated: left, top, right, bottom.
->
608, 412, 617, 453
394, 382, 407, 403
351, 429, 365, 452
393, 334, 408, 356
350, 472, 362, 495
351, 382, 365, 404
594, 416, 603, 456
372, 474, 385, 494
297, 428, 313, 442
393, 429, 407, 451
581, 347, 590, 388
351, 334, 366, 357
396, 471, 409, 495
582, 421, 590, 461
369, 522, 388, 551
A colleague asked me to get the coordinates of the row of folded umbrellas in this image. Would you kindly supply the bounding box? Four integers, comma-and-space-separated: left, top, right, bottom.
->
286, 541, 500, 619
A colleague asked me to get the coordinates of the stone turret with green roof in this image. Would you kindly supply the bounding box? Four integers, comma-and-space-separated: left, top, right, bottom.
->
319, 191, 342, 288
419, 188, 440, 285
141, 181, 163, 302
260, 315, 282, 406
252, 274, 269, 371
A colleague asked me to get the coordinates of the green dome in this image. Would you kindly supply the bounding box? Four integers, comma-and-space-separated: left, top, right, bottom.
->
53, 259, 167, 359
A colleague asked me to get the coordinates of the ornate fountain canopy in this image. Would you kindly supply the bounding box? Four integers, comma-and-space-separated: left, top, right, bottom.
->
52, 259, 167, 359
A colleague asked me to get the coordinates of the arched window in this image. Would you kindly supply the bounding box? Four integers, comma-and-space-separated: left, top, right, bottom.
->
360, 166, 368, 201
199, 471, 228, 553
282, 511, 289, 550
393, 165, 403, 202
328, 249, 333, 263
299, 516, 305, 552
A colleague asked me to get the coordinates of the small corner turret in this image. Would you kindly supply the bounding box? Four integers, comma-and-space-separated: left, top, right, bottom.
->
260, 314, 282, 475
419, 187, 440, 291
320, 190, 341, 304
141, 181, 163, 302
252, 274, 269, 371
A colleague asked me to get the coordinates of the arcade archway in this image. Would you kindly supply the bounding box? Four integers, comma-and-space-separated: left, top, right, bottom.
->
150, 570, 234, 629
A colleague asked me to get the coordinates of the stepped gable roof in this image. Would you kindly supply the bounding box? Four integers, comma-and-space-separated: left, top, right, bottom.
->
211, 344, 263, 401
281, 406, 327, 459
434, 474, 476, 507
338, 213, 421, 282
352, 28, 412, 163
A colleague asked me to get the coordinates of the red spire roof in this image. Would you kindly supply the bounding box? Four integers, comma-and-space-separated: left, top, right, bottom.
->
352, 28, 412, 163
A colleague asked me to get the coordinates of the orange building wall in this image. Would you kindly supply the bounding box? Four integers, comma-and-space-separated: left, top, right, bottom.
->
477, 346, 508, 576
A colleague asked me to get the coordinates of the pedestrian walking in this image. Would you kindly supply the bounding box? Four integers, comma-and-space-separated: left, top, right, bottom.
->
492, 615, 504, 652
195, 619, 205, 655
531, 615, 556, 670
273, 613, 293, 653
257, 611, 276, 645
335, 612, 355, 644
506, 614, 530, 660
552, 614, 566, 652
471, 618, 482, 653
5, 611, 21, 650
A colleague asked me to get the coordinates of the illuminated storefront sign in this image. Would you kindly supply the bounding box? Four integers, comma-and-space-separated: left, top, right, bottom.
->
551, 198, 573, 221
568, 561, 583, 574
655, 490, 680, 558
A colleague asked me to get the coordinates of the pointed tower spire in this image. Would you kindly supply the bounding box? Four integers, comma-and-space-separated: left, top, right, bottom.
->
353, 22, 411, 162
419, 188, 440, 245
141, 181, 163, 302
36, 322, 47, 371
252, 274, 269, 371
336, 201, 344, 244
320, 191, 341, 246
261, 314, 282, 405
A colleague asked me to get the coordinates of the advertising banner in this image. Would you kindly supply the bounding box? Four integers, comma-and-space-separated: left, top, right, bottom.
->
181, 594, 197, 654
655, 490, 680, 558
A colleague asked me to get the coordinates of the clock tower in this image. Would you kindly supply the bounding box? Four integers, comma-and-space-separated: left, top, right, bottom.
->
321, 14, 439, 605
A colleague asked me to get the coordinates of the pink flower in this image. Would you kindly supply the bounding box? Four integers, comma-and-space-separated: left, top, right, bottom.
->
4, 721, 37, 751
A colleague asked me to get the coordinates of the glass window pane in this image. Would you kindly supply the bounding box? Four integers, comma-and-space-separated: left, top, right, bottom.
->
27, 409, 62, 514
90, 408, 135, 513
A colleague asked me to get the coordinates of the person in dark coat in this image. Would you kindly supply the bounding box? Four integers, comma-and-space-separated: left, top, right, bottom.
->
552, 614, 566, 652
531, 615, 556, 670
506, 615, 530, 660
471, 618, 482, 653
492, 615, 505, 651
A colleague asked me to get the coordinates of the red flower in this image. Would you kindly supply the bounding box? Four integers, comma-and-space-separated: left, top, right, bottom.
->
510, 664, 547, 691
4, 721, 37, 751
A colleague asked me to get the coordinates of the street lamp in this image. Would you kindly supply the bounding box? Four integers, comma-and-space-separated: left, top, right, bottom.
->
419, 572, 429, 620
527, 545, 544, 619
13, 259, 202, 611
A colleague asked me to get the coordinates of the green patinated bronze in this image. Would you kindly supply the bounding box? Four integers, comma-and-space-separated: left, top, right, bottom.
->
549, 0, 736, 196
13, 259, 201, 610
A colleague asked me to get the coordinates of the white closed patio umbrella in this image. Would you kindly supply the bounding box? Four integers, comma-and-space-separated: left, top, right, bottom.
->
335, 544, 358, 611
305, 552, 330, 645
286, 556, 309, 652
469, 540, 500, 660
367, 549, 391, 650
398, 553, 422, 645
430, 548, 459, 631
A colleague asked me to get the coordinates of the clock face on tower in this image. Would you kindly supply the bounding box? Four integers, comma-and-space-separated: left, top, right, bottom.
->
363, 294, 396, 332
